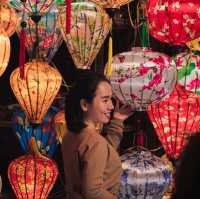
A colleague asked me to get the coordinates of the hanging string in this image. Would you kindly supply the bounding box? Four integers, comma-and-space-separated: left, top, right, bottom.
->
65, 0, 71, 34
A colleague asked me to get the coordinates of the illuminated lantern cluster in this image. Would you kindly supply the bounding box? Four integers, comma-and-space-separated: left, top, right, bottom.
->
148, 85, 200, 159
8, 154, 58, 199
58, 1, 111, 69
106, 47, 177, 110
176, 51, 200, 95
147, 0, 200, 45
10, 60, 62, 124
120, 147, 172, 199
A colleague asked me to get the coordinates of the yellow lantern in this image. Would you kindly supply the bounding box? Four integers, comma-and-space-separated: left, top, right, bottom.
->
0, 29, 10, 77
10, 60, 62, 124
54, 110, 67, 143
0, 2, 18, 37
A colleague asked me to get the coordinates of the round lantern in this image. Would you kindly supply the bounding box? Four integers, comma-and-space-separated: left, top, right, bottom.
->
120, 147, 172, 199
12, 106, 59, 157
58, 1, 111, 69
54, 110, 67, 143
176, 51, 200, 94
147, 85, 200, 160
8, 154, 58, 199
17, 12, 63, 62
0, 2, 18, 37
147, 0, 200, 45
0, 29, 10, 77
10, 60, 62, 124
106, 47, 177, 110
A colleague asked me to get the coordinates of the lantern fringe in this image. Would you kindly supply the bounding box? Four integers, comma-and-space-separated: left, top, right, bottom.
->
19, 28, 26, 79
106, 29, 113, 77
66, 0, 71, 34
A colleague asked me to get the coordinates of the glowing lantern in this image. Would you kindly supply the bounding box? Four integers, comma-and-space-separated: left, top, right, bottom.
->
12, 106, 59, 157
0, 29, 10, 77
147, 85, 200, 159
120, 147, 172, 199
147, 0, 200, 45
106, 47, 177, 110
58, 1, 111, 69
0, 2, 18, 37
54, 110, 67, 143
8, 154, 58, 199
176, 51, 200, 95
17, 12, 63, 62
10, 60, 62, 124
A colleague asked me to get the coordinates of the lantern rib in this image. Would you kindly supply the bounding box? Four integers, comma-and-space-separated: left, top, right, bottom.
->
118, 81, 130, 107
130, 75, 137, 108
33, 156, 37, 199
24, 156, 29, 199
39, 167, 47, 198
76, 14, 82, 66
35, 62, 40, 122
83, 14, 87, 66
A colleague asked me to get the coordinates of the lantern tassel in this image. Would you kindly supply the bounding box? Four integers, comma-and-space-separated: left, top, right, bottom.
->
19, 25, 26, 79
66, 0, 71, 34
106, 33, 113, 77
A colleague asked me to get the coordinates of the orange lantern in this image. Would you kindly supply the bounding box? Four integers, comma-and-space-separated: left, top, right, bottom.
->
10, 60, 62, 124
8, 154, 58, 199
0, 28, 10, 77
54, 110, 67, 143
0, 2, 18, 37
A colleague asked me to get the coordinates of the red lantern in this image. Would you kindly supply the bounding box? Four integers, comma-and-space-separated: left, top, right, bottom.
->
8, 154, 58, 199
147, 0, 200, 45
147, 85, 200, 159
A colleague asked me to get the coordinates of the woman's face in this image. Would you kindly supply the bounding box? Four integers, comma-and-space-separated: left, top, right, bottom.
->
83, 81, 114, 126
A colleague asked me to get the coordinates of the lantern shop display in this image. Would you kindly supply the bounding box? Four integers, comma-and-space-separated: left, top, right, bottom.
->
54, 110, 67, 143
106, 47, 177, 110
17, 12, 63, 62
12, 106, 59, 157
8, 154, 58, 199
176, 51, 200, 95
0, 29, 10, 77
120, 146, 172, 199
148, 85, 200, 159
0, 2, 18, 37
147, 0, 200, 45
58, 1, 111, 69
10, 60, 62, 124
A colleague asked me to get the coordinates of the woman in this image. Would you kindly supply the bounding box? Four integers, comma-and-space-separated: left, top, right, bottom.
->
62, 71, 133, 199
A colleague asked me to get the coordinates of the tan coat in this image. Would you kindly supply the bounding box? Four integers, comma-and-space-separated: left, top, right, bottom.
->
61, 119, 124, 199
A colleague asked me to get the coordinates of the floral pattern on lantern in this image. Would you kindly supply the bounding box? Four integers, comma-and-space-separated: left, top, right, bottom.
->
147, 0, 200, 45
106, 47, 177, 110
12, 106, 59, 157
17, 12, 63, 62
0, 29, 10, 77
54, 110, 67, 143
176, 51, 200, 95
0, 2, 18, 37
120, 147, 172, 199
147, 85, 200, 159
58, 1, 111, 69
10, 60, 62, 124
8, 154, 58, 199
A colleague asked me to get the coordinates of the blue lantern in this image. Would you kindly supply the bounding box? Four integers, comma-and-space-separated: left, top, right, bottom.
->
120, 147, 172, 199
12, 106, 59, 157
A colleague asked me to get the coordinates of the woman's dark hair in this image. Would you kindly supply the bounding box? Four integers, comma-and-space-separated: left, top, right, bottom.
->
171, 133, 200, 199
65, 70, 110, 133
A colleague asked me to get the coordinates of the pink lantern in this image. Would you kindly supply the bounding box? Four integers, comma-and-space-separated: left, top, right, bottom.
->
147, 85, 200, 159
147, 0, 200, 45
176, 51, 200, 94
106, 47, 177, 110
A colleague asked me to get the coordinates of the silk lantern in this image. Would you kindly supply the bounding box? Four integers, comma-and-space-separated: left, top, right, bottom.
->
17, 12, 63, 62
58, 1, 111, 69
106, 47, 177, 110
147, 0, 200, 45
12, 106, 59, 157
0, 29, 10, 77
0, 2, 18, 37
10, 60, 62, 124
54, 110, 67, 143
147, 85, 200, 159
120, 147, 172, 199
176, 51, 200, 94
8, 154, 58, 199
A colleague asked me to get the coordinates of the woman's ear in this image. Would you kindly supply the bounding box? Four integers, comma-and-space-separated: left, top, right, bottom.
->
80, 99, 88, 112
